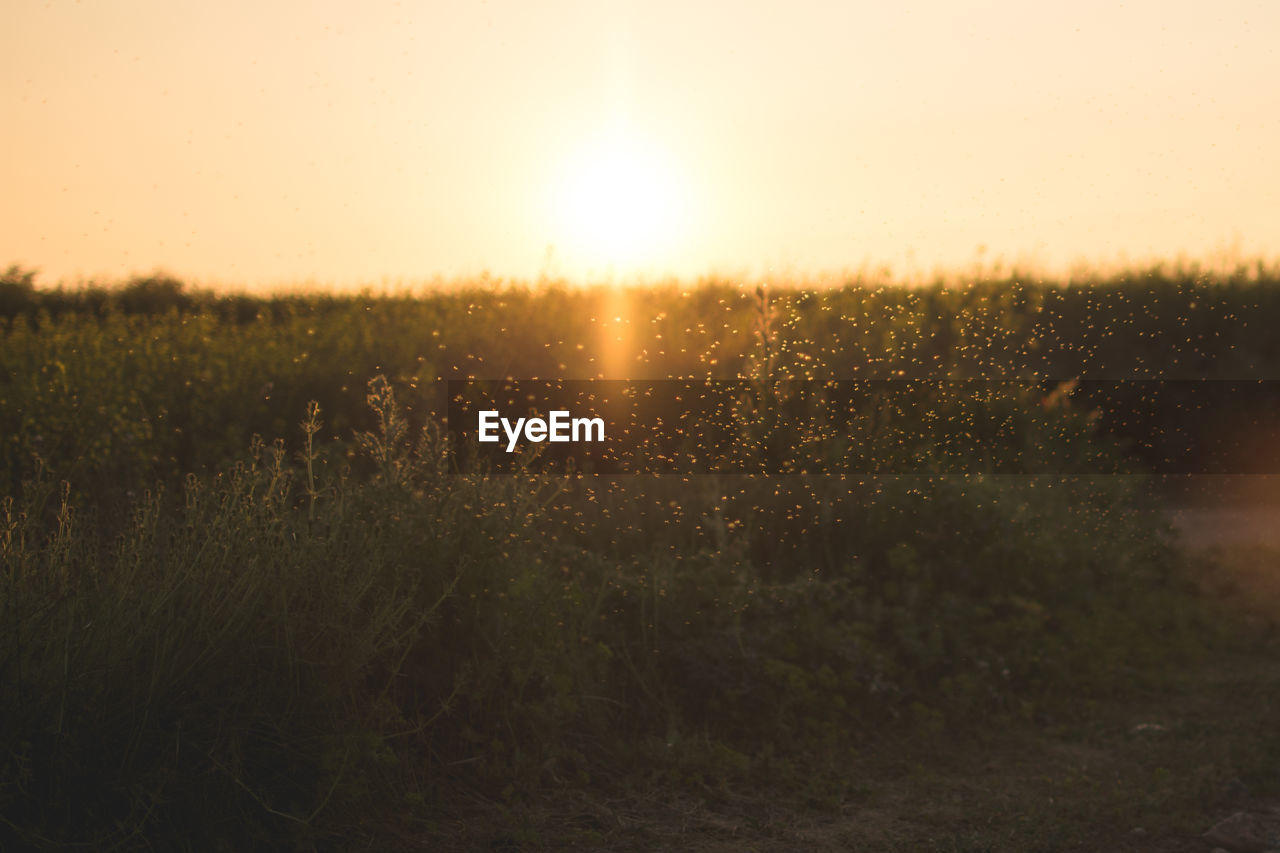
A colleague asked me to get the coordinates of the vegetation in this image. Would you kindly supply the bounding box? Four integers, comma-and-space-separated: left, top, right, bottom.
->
1, 262, 1277, 848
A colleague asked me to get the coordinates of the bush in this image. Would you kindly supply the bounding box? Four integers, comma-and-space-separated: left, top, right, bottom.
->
566, 470, 1196, 756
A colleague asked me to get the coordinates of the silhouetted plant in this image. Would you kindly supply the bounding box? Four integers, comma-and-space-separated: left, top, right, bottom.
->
0, 264, 37, 319
116, 273, 191, 314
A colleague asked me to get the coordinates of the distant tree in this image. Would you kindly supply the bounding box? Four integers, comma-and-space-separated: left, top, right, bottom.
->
0, 264, 38, 318
117, 273, 191, 314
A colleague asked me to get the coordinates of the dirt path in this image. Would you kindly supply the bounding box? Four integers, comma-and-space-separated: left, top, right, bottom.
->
1169, 505, 1280, 550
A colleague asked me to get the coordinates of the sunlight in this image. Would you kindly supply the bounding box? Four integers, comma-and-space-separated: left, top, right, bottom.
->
548, 128, 688, 275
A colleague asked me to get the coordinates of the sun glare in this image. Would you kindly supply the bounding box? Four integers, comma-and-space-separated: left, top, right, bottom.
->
549, 130, 688, 275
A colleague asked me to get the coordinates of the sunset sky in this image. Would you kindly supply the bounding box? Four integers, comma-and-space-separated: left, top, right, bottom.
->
3, 0, 1277, 289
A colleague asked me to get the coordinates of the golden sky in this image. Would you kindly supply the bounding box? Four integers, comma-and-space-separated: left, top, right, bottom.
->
3, 1, 1277, 288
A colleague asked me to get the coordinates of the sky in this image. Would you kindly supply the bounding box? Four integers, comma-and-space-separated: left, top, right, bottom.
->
2, 0, 1278, 289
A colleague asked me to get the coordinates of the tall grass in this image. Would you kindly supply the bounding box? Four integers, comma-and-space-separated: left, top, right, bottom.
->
1, 374, 1204, 848
0, 267, 1244, 847
0, 379, 557, 847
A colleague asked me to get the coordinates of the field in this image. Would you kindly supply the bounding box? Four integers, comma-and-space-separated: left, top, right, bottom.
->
2, 261, 1279, 850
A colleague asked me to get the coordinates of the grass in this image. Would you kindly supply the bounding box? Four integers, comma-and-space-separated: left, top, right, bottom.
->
0, 381, 558, 847
2, 379, 1207, 848
403, 539, 1280, 852
408, 629, 1280, 852
3, 267, 1280, 848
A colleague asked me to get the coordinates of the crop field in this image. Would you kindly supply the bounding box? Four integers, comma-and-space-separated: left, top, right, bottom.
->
2, 262, 1280, 850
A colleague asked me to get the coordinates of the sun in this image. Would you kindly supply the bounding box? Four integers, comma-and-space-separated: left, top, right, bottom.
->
549, 129, 688, 274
